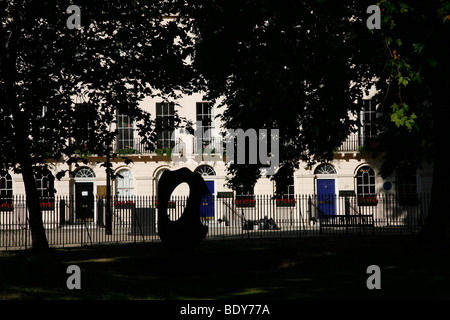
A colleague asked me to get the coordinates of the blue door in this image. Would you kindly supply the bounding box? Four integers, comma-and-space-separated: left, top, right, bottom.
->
317, 179, 336, 217
200, 181, 215, 220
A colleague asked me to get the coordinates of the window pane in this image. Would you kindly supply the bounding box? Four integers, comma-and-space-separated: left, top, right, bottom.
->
36, 172, 55, 200
363, 172, 369, 184
156, 103, 162, 115
117, 112, 135, 150
156, 102, 175, 149
196, 102, 213, 152
356, 166, 376, 197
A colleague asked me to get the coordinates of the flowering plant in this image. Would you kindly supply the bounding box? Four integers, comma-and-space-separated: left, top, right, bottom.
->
357, 196, 378, 206
0, 202, 14, 211
235, 198, 256, 207
114, 200, 135, 207
275, 198, 296, 207
40, 202, 55, 210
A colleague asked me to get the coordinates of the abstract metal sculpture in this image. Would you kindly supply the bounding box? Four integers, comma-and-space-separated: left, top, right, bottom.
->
157, 168, 209, 251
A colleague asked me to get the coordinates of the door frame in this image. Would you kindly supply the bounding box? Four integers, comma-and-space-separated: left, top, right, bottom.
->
315, 176, 338, 216
74, 182, 95, 222
202, 179, 216, 221
73, 177, 97, 223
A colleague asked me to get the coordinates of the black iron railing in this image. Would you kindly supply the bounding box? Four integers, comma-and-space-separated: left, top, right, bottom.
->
0, 193, 429, 250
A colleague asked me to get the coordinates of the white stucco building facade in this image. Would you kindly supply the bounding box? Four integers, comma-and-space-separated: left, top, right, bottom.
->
1, 90, 433, 226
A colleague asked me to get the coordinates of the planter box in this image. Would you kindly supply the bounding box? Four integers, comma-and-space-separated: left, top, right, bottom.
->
0, 203, 14, 212
114, 200, 135, 210
357, 196, 378, 206
40, 202, 55, 211
235, 198, 256, 208
275, 198, 296, 207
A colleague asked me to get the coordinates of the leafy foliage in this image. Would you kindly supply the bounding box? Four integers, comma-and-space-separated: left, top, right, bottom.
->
0, 0, 193, 176
366, 0, 450, 178
0, 0, 194, 249
179, 0, 378, 189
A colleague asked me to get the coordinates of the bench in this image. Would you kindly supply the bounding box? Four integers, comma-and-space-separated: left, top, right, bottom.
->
319, 214, 375, 234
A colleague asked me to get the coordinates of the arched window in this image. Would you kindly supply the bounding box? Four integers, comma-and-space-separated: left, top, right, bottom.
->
314, 163, 337, 175
36, 171, 55, 201
195, 165, 216, 176
0, 173, 13, 211
356, 165, 376, 197
75, 167, 96, 178
116, 169, 134, 198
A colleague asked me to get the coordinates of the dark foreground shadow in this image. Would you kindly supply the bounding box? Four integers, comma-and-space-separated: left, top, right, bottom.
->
1, 235, 450, 300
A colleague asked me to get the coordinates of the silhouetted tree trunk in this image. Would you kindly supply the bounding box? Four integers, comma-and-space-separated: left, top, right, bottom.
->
20, 161, 49, 251
2, 27, 49, 251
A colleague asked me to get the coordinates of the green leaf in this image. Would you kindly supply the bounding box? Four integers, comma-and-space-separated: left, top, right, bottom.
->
398, 76, 409, 86
399, 3, 411, 13
390, 103, 417, 131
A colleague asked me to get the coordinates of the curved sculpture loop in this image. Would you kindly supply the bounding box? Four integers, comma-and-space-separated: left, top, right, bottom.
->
157, 168, 209, 251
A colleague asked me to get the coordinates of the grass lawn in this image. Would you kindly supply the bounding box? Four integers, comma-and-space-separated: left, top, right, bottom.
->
0, 234, 449, 300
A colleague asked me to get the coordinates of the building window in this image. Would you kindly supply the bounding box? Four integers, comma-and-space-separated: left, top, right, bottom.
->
275, 166, 295, 202
275, 174, 295, 207
314, 163, 337, 175
361, 99, 376, 148
36, 171, 55, 203
235, 184, 255, 207
396, 168, 418, 206
75, 167, 96, 178
196, 102, 213, 150
276, 176, 295, 198
0, 173, 13, 211
117, 112, 135, 151
356, 166, 377, 205
116, 169, 134, 198
73, 103, 96, 151
356, 166, 376, 197
156, 102, 175, 149
195, 165, 216, 176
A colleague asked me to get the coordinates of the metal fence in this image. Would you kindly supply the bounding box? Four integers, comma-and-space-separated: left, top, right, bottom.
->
0, 193, 430, 250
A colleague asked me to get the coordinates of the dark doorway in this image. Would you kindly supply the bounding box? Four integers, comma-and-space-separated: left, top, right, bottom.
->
200, 180, 215, 220
317, 179, 336, 217
75, 182, 94, 222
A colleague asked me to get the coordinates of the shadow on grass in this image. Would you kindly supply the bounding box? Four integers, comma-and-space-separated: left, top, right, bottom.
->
1, 235, 449, 300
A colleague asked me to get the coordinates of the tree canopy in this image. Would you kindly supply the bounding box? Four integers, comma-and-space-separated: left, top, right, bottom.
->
0, 0, 193, 249
367, 0, 450, 240
1, 0, 449, 248
177, 0, 380, 189
178, 0, 450, 239
362, 1, 448, 178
